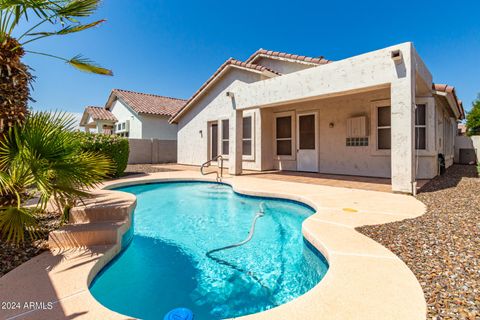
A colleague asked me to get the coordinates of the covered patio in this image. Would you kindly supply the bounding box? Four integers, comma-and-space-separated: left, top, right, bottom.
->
125, 163, 430, 193
223, 42, 433, 194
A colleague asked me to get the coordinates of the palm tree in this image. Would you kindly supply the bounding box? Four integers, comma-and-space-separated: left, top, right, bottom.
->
0, 111, 113, 243
0, 0, 112, 131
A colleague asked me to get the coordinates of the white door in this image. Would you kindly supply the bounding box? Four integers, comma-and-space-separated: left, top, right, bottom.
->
297, 112, 318, 172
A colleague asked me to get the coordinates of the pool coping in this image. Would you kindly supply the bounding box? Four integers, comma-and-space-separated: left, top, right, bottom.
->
0, 171, 427, 320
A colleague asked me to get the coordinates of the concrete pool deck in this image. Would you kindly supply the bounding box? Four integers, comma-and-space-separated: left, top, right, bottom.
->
0, 170, 427, 320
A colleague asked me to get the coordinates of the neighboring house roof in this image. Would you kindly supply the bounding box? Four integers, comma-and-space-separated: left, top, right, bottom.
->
106, 89, 187, 117
433, 83, 465, 119
169, 58, 281, 123
80, 106, 117, 126
245, 48, 331, 65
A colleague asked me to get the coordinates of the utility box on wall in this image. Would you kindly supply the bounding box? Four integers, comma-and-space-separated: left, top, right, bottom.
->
346, 116, 368, 138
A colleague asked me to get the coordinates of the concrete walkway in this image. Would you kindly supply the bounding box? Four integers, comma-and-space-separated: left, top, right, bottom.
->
0, 170, 427, 320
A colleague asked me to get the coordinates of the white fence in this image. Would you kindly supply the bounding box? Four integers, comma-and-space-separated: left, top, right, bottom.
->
454, 135, 479, 164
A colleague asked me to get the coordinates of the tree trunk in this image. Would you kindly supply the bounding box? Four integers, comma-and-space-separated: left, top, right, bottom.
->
0, 37, 32, 133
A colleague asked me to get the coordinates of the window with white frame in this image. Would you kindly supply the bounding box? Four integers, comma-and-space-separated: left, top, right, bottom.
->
275, 114, 293, 156
221, 119, 229, 155
415, 104, 426, 150
377, 106, 391, 150
242, 116, 253, 156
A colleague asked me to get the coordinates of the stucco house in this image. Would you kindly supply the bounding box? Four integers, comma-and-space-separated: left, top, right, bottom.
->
79, 106, 117, 134
170, 42, 465, 194
80, 89, 186, 139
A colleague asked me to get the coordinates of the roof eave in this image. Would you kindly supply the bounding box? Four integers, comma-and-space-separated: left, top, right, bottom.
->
433, 90, 463, 120
169, 64, 277, 124
247, 53, 323, 66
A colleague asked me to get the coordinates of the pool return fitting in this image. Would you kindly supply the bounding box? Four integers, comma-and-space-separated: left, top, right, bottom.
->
206, 202, 268, 289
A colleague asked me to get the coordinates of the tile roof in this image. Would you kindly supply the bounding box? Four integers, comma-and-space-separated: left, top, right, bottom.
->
109, 89, 187, 117
169, 58, 280, 122
433, 83, 465, 119
246, 48, 331, 65
85, 106, 117, 121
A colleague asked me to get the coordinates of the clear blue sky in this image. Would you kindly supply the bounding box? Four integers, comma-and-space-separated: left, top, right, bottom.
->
19, 0, 480, 116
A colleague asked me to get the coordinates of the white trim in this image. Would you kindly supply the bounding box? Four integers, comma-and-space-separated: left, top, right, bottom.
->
414, 97, 436, 156
273, 110, 296, 161
219, 117, 230, 158
370, 100, 391, 156
296, 111, 319, 172
242, 111, 255, 161
208, 121, 219, 161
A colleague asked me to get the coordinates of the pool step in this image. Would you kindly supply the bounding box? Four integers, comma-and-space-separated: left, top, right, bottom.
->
48, 221, 128, 249
48, 190, 136, 250
69, 191, 136, 224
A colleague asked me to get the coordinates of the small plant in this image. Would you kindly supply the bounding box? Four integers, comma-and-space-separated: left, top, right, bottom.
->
0, 112, 113, 243
466, 95, 480, 136
75, 132, 129, 177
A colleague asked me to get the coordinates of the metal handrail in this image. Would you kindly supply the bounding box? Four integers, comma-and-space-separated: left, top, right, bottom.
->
200, 155, 224, 181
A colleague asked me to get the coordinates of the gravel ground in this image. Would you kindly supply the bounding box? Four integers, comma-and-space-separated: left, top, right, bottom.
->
123, 163, 178, 176
0, 210, 61, 277
2, 164, 479, 319
0, 164, 173, 277
357, 165, 480, 320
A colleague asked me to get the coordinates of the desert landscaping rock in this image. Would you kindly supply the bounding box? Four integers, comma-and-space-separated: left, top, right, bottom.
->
358, 165, 480, 319
0, 211, 61, 277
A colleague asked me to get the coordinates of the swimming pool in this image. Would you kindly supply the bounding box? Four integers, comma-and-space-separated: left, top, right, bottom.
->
89, 182, 329, 319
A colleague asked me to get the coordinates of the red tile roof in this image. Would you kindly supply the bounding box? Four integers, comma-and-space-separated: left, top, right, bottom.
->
109, 89, 187, 117
246, 48, 331, 65
170, 58, 280, 122
85, 106, 117, 121
433, 83, 465, 119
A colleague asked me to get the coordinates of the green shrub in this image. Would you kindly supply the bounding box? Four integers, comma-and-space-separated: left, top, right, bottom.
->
75, 132, 129, 177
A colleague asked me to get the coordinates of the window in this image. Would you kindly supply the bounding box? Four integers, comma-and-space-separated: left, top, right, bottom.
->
242, 116, 253, 156
276, 115, 293, 156
415, 104, 426, 150
377, 106, 391, 150
117, 123, 121, 131
121, 122, 126, 130
346, 137, 368, 147
221, 119, 229, 155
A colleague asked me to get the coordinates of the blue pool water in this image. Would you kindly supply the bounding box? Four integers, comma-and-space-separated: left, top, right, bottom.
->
89, 182, 328, 320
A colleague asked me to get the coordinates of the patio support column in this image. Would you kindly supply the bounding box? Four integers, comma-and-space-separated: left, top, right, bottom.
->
390, 45, 416, 194
229, 109, 243, 175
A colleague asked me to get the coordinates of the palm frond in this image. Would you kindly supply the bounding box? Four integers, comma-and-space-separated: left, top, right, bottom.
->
26, 19, 105, 37
67, 54, 113, 75
0, 206, 39, 244
55, 0, 100, 18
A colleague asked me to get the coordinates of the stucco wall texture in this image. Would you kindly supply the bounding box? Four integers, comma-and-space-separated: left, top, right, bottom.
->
176, 42, 460, 193
128, 139, 177, 164
111, 100, 178, 140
